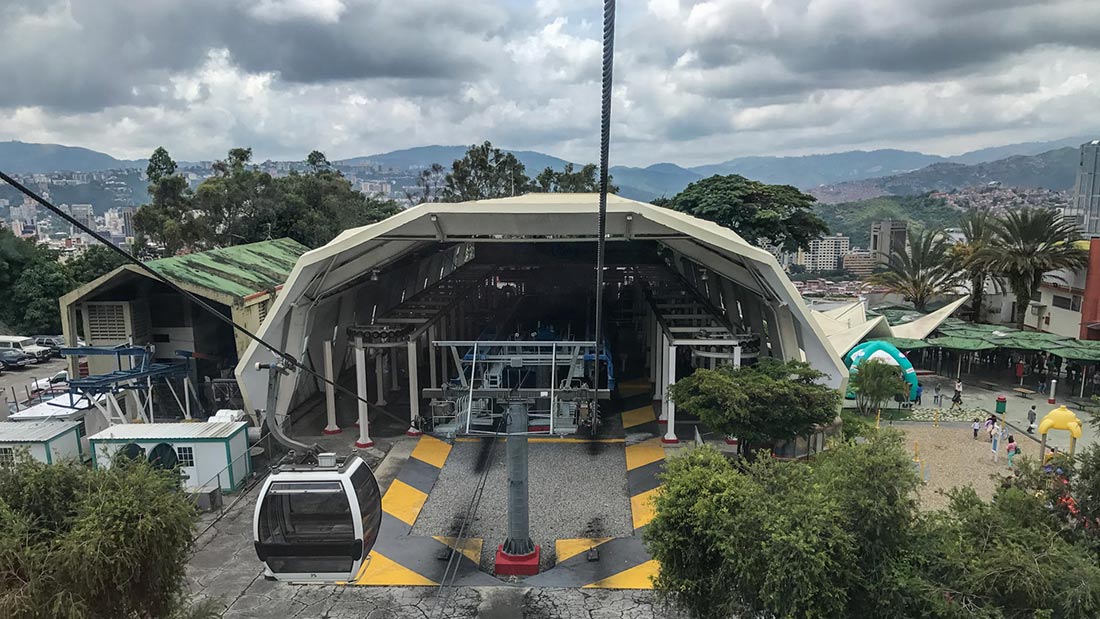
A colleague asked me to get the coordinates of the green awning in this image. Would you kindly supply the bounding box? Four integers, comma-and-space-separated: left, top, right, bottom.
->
869, 337, 931, 350
1049, 345, 1100, 362
926, 336, 998, 350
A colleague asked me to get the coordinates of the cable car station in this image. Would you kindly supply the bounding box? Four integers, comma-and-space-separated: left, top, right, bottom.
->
240, 193, 844, 587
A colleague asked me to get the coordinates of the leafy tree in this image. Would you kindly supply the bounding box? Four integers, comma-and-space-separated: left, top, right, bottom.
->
534, 163, 618, 193
664, 174, 828, 252
0, 456, 204, 619
869, 227, 956, 312
849, 359, 909, 415
191, 147, 281, 247
64, 246, 128, 286
668, 358, 840, 448
0, 228, 52, 328
443, 141, 531, 202
647, 434, 1100, 619
275, 160, 400, 248
977, 207, 1087, 329
9, 260, 73, 334
306, 150, 330, 172
132, 147, 200, 256
646, 433, 921, 619
404, 163, 446, 205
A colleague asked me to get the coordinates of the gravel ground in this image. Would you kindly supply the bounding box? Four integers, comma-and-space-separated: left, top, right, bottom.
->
896, 422, 1044, 511
411, 440, 633, 573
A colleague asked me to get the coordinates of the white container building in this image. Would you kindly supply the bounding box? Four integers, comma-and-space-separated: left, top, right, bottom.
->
0, 420, 83, 465
8, 393, 109, 459
88, 422, 251, 492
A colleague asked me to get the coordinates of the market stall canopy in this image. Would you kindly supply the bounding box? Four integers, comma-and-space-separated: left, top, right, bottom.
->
868, 337, 931, 350
926, 335, 998, 351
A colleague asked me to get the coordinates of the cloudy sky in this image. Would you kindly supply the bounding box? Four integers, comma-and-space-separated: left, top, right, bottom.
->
2, 0, 1099, 166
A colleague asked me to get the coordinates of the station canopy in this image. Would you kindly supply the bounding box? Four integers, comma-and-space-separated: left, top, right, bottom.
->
866, 315, 1100, 361
235, 193, 848, 419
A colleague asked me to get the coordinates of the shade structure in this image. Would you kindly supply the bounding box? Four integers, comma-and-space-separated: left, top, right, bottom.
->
926, 336, 998, 351
868, 337, 930, 350
1048, 344, 1100, 362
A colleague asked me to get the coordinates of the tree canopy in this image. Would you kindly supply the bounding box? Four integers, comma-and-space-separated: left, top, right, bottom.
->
534, 162, 618, 193
443, 141, 531, 202
850, 359, 909, 415
0, 456, 205, 619
647, 434, 1100, 619
869, 227, 957, 312
668, 359, 840, 447
664, 174, 828, 252
134, 147, 399, 254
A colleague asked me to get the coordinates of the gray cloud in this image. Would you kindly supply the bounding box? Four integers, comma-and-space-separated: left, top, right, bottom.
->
1, 0, 1099, 166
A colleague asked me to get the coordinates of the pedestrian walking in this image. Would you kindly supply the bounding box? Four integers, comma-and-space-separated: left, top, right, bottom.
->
1027, 405, 1037, 434
934, 384, 942, 407
972, 418, 981, 440
915, 383, 923, 406
1006, 435, 1019, 468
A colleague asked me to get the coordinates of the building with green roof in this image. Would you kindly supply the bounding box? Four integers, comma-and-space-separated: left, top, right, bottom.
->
59, 238, 308, 382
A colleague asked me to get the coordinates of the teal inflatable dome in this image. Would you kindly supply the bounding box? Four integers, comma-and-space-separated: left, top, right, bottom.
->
844, 340, 919, 401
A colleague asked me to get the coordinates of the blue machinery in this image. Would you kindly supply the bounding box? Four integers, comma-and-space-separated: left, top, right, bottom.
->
57, 345, 198, 424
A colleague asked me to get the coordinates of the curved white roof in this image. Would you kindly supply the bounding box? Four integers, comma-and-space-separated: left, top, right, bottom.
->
235, 193, 848, 416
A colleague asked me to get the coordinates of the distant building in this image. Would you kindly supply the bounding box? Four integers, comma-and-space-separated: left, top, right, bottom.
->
797, 234, 850, 272
120, 206, 134, 237
842, 249, 876, 277
1066, 140, 1100, 236
871, 220, 907, 265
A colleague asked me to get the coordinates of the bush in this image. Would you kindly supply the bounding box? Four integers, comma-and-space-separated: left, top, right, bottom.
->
0, 456, 200, 619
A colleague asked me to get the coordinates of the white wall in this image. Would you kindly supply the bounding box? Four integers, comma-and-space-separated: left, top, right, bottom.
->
92, 438, 242, 492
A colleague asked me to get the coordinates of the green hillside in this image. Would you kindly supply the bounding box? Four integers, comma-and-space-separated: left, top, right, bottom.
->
814, 194, 963, 248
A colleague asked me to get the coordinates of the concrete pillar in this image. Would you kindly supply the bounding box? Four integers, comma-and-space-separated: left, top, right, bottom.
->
354, 339, 373, 448
407, 339, 422, 436
663, 344, 679, 444
374, 352, 387, 406
322, 340, 341, 434
390, 346, 400, 391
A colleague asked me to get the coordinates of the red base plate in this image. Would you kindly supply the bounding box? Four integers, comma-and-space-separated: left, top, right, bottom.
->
406, 429, 423, 437
495, 544, 540, 576
355, 440, 375, 448
322, 428, 342, 435
661, 436, 680, 444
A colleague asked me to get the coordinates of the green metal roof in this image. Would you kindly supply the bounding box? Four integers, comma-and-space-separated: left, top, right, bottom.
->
868, 337, 931, 350
926, 335, 998, 351
148, 238, 308, 301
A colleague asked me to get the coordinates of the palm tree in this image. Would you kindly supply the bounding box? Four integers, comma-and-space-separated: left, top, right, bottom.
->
870, 228, 957, 312
978, 207, 1088, 330
948, 209, 1000, 322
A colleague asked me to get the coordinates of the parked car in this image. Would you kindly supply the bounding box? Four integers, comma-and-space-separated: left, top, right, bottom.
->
32, 336, 65, 358
0, 349, 31, 370
30, 370, 69, 393
0, 336, 52, 364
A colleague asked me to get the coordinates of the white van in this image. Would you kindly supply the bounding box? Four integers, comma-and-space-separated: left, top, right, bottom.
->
0, 336, 52, 364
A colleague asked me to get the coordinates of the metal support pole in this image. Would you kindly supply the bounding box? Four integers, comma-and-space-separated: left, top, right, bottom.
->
1049, 378, 1057, 404
322, 340, 341, 434
663, 344, 679, 444
428, 323, 439, 389
407, 339, 422, 436
658, 332, 669, 420
375, 352, 387, 406
1081, 365, 1088, 398
502, 401, 535, 556
183, 375, 192, 420
354, 338, 373, 448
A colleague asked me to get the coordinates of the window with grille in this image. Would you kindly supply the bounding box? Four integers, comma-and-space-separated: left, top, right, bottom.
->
1053, 295, 1073, 310
176, 446, 195, 467
0, 448, 14, 467
257, 299, 270, 324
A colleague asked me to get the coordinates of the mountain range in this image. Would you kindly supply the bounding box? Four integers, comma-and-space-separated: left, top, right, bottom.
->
0, 135, 1092, 202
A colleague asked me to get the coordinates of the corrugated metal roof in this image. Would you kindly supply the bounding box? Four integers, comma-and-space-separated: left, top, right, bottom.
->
147, 238, 308, 300
0, 421, 81, 442
9, 393, 100, 420
89, 422, 246, 441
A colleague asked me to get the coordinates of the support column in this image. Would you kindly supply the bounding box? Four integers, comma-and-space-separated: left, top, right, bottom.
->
428, 324, 438, 388
658, 332, 670, 422
654, 322, 665, 405
495, 400, 539, 575
663, 344, 679, 444
354, 338, 373, 448
322, 340, 341, 434
406, 339, 422, 436
390, 346, 400, 392
374, 351, 387, 406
